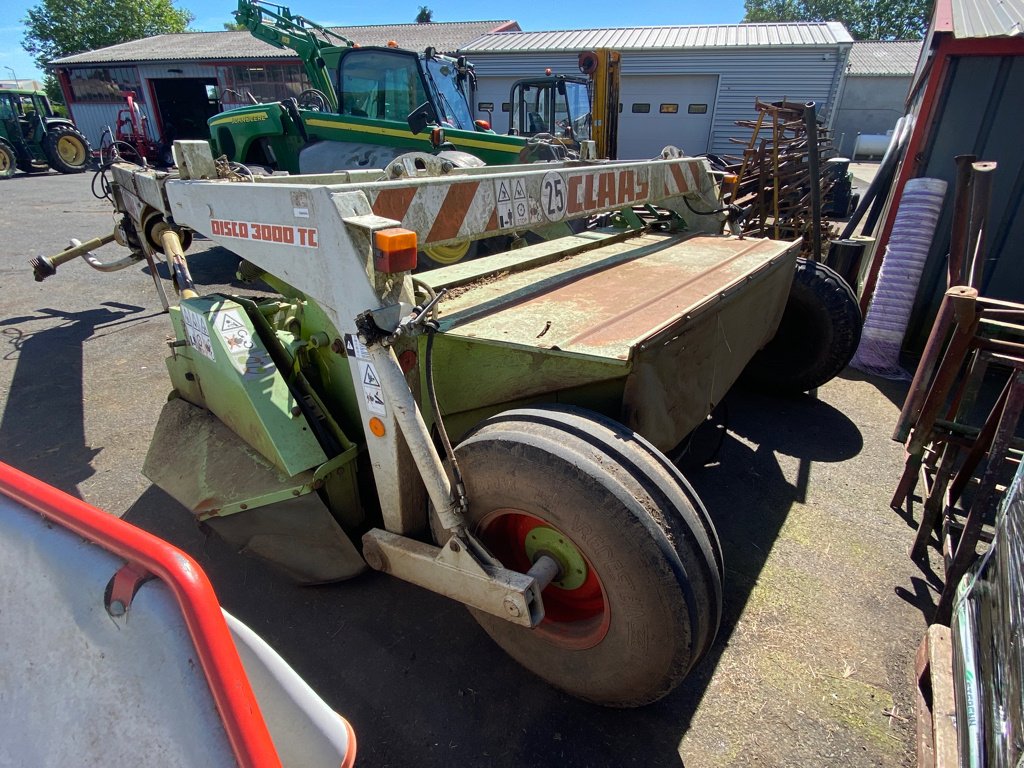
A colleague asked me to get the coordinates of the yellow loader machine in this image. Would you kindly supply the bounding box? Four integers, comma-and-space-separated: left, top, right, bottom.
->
31, 140, 861, 706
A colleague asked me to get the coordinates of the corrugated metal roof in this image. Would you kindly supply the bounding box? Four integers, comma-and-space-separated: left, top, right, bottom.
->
846, 40, 921, 75
952, 0, 1024, 37
50, 20, 519, 66
459, 22, 853, 53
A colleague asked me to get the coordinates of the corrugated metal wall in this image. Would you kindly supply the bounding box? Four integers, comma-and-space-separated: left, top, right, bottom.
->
65, 62, 220, 147
469, 47, 850, 156
67, 102, 159, 148
904, 54, 1024, 350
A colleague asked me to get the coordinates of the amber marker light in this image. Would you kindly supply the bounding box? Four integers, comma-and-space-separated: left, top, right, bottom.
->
373, 227, 418, 273
369, 417, 386, 437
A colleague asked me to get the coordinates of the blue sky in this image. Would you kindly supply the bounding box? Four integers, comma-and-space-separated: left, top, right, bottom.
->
2, 0, 749, 82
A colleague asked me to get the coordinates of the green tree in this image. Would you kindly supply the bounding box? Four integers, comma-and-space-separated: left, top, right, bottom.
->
416, 6, 433, 23
22, 0, 194, 68
43, 73, 64, 104
223, 21, 247, 31
743, 0, 931, 39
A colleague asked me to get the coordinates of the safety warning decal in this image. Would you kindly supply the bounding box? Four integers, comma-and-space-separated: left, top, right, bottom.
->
358, 360, 387, 416
494, 177, 541, 229
212, 308, 275, 377
180, 305, 215, 361
343, 334, 369, 360
210, 218, 319, 248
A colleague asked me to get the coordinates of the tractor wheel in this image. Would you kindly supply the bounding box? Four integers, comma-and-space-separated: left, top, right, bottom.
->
0, 140, 15, 179
43, 125, 92, 174
742, 258, 862, 393
16, 156, 48, 174
417, 239, 479, 271
433, 405, 722, 707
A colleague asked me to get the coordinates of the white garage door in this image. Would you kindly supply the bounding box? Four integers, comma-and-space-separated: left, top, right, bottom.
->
617, 74, 719, 160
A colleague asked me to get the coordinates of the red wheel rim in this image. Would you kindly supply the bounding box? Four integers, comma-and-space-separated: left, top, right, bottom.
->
477, 509, 610, 649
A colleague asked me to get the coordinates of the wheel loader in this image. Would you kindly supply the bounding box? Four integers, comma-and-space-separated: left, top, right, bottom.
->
30, 140, 861, 707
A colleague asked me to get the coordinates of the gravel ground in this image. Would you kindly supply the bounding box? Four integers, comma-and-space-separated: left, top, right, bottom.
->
0, 169, 937, 767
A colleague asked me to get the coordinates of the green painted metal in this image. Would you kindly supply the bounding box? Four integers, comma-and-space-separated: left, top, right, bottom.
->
524, 525, 588, 590
422, 334, 628, 418
257, 272, 366, 443
233, 0, 351, 111
166, 296, 328, 477
301, 111, 525, 166
422, 230, 800, 451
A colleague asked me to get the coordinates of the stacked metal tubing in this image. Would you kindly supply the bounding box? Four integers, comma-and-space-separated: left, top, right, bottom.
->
721, 99, 836, 258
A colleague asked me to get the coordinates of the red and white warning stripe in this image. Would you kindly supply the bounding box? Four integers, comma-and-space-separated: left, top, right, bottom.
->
662, 160, 697, 199
369, 180, 497, 246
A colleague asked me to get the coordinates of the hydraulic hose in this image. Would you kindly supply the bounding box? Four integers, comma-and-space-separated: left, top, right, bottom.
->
424, 328, 468, 516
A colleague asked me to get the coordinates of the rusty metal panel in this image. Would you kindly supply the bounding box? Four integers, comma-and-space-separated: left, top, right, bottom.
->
623, 256, 796, 449
440, 232, 798, 363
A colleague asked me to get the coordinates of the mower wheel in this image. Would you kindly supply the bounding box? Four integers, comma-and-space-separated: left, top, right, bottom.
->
0, 140, 15, 179
433, 405, 722, 707
44, 125, 92, 174
742, 257, 862, 393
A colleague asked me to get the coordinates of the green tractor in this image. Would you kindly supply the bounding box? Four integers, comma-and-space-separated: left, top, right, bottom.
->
0, 88, 92, 179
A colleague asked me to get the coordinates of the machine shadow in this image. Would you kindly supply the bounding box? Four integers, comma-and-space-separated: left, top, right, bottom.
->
142, 242, 271, 293
121, 386, 863, 768
0, 303, 150, 496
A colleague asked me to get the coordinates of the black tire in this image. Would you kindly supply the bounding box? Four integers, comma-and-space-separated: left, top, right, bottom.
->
742, 258, 862, 393
43, 125, 92, 174
0, 140, 15, 179
17, 157, 49, 174
433, 406, 722, 707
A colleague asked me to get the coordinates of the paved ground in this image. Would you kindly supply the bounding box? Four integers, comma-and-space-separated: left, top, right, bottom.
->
850, 161, 882, 189
0, 170, 940, 767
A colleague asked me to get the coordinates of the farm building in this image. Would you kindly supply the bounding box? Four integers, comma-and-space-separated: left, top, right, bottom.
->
461, 23, 854, 159
830, 40, 921, 158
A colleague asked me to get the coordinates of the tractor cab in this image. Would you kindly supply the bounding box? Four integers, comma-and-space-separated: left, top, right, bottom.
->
508, 74, 592, 144
334, 46, 476, 131
0, 90, 53, 152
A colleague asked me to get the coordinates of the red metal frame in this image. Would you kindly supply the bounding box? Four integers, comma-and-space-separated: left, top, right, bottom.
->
859, 33, 954, 312
0, 461, 282, 768
860, 9, 1024, 311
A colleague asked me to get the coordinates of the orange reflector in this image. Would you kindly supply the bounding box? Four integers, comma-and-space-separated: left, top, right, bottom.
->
373, 228, 418, 273
369, 417, 386, 437
430, 127, 445, 147
474, 119, 491, 131
724, 173, 739, 186
387, 40, 398, 47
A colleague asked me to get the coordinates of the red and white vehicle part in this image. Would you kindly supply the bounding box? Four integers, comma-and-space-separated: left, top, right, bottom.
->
0, 461, 356, 768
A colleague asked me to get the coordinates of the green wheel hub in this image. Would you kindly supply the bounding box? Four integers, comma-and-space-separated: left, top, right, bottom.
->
524, 525, 588, 590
